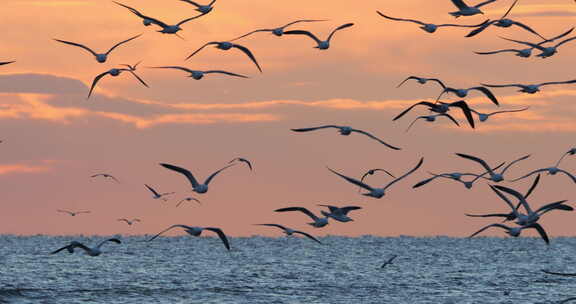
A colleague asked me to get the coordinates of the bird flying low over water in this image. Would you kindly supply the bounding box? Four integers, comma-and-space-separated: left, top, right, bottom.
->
397, 76, 446, 89
160, 163, 236, 194
291, 125, 401, 150
180, 0, 216, 15
283, 23, 354, 50
114, 1, 207, 35
449, 0, 498, 18
274, 207, 329, 228
255, 224, 322, 244
328, 157, 424, 199
438, 86, 499, 106
118, 218, 141, 225
231, 19, 328, 41
393, 101, 475, 129
482, 80, 576, 94
465, 0, 546, 40
144, 184, 175, 201
185, 41, 262, 73
470, 107, 529, 122
87, 61, 148, 99
53, 34, 142, 63
51, 239, 121, 256
147, 225, 230, 251
57, 210, 91, 216
377, 11, 489, 34
91, 173, 120, 183
149, 66, 249, 80
317, 204, 362, 222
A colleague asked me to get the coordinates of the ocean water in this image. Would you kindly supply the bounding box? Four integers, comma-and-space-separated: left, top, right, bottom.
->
1, 235, 576, 304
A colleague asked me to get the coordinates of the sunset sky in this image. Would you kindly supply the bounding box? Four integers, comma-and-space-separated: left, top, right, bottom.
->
1, 0, 575, 238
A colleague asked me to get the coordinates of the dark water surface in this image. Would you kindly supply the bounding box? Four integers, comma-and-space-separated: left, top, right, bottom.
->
1, 235, 576, 303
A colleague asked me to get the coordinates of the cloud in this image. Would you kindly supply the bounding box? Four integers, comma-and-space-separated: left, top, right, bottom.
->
0, 163, 51, 175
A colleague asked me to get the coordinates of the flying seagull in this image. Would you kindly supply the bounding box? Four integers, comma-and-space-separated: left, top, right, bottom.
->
405, 114, 461, 132
176, 197, 201, 207
57, 210, 91, 216
318, 204, 362, 222
87, 61, 148, 99
377, 11, 489, 34
274, 207, 329, 228
455, 153, 531, 182
144, 184, 175, 201
328, 157, 424, 199
482, 80, 576, 94
396, 76, 446, 89
185, 41, 262, 72
291, 125, 401, 150
159, 163, 236, 194
149, 66, 248, 80
412, 163, 504, 189
470, 107, 529, 122
449, 0, 498, 18
118, 218, 141, 225
502, 35, 576, 59
255, 224, 322, 244
393, 100, 476, 129
54, 34, 142, 63
180, 0, 216, 14
91, 173, 120, 183
147, 224, 230, 251
231, 19, 328, 41
283, 23, 354, 50
229, 158, 253, 171
51, 239, 121, 256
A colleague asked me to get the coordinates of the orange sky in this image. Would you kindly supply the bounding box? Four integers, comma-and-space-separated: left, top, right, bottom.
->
1, 0, 575, 239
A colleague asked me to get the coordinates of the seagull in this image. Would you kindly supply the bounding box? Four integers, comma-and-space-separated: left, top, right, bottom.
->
255, 224, 322, 244
283, 23, 354, 50
147, 224, 230, 250
149, 66, 249, 80
91, 173, 120, 183
159, 163, 236, 194
229, 158, 253, 171
328, 157, 424, 199
377, 11, 489, 34
468, 222, 549, 244
465, 0, 546, 39
274, 207, 329, 228
456, 153, 530, 182
380, 255, 398, 268
144, 184, 175, 201
114, 1, 207, 35
470, 107, 529, 122
185, 41, 262, 72
449, 0, 498, 18
291, 125, 401, 150
180, 0, 216, 14
502, 35, 576, 58
396, 76, 446, 89
230, 19, 328, 41
482, 80, 576, 94
393, 100, 475, 129
511, 152, 576, 184
57, 210, 91, 216
87, 61, 148, 99
53, 34, 141, 63
438, 86, 499, 106
51, 239, 122, 256
405, 113, 461, 132
176, 197, 201, 207
118, 218, 141, 225
317, 204, 362, 222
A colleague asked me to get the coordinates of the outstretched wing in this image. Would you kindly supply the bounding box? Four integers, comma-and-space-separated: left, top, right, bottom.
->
54, 39, 98, 57
145, 184, 161, 196
465, 21, 494, 38
231, 44, 262, 73
160, 163, 199, 188
475, 0, 498, 8
455, 153, 492, 173
327, 167, 374, 192
293, 230, 322, 244
205, 227, 231, 251
352, 129, 401, 150
528, 223, 549, 245
291, 125, 340, 132
450, 0, 469, 10
510, 168, 549, 182
383, 157, 424, 191
177, 12, 209, 26
106, 34, 142, 55
500, 154, 530, 175
204, 164, 236, 185
255, 223, 288, 231
326, 23, 354, 42
275, 207, 320, 221
185, 42, 218, 60
283, 30, 322, 44
87, 71, 110, 99
205, 70, 249, 78
147, 225, 187, 242
469, 87, 499, 105
376, 12, 424, 25
127, 70, 149, 88
468, 223, 509, 238
392, 101, 436, 121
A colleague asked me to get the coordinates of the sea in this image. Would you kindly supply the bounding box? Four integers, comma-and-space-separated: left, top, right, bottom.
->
1, 235, 575, 304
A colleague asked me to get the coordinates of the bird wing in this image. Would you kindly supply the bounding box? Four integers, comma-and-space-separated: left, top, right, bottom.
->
489, 185, 518, 212
351, 129, 401, 150
412, 175, 441, 189
151, 66, 195, 74
540, 27, 574, 45
126, 70, 149, 88
327, 167, 374, 192
451, 0, 469, 10
500, 154, 530, 175
392, 101, 436, 121
256, 223, 288, 231
493, 185, 534, 214
327, 23, 354, 42
555, 35, 576, 48
540, 79, 576, 87
53, 39, 98, 57
524, 174, 540, 199
203, 164, 236, 185
469, 223, 510, 238
57, 209, 72, 215
383, 157, 424, 191
105, 34, 142, 55
501, 0, 518, 19
510, 168, 549, 182
275, 207, 320, 221
510, 21, 546, 40
283, 19, 328, 27
87, 71, 110, 99
469, 87, 499, 106
160, 163, 199, 188
283, 30, 322, 44
464, 21, 493, 38
455, 153, 493, 173
177, 12, 209, 26
293, 230, 322, 244
428, 78, 447, 89
51, 244, 74, 254
230, 29, 273, 41
0, 61, 14, 66
475, 0, 497, 8
231, 44, 262, 73
376, 11, 424, 25
488, 107, 530, 117
340, 206, 362, 214
536, 200, 571, 214
405, 116, 424, 132
438, 113, 461, 127
114, 1, 168, 28
205, 227, 231, 251
147, 225, 188, 242
558, 169, 576, 183
96, 238, 122, 249
500, 37, 545, 50
465, 213, 512, 218
204, 70, 249, 78
185, 42, 218, 60
291, 125, 340, 132
527, 223, 549, 245
144, 184, 161, 196
475, 49, 523, 55
180, 0, 201, 7
396, 76, 420, 88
